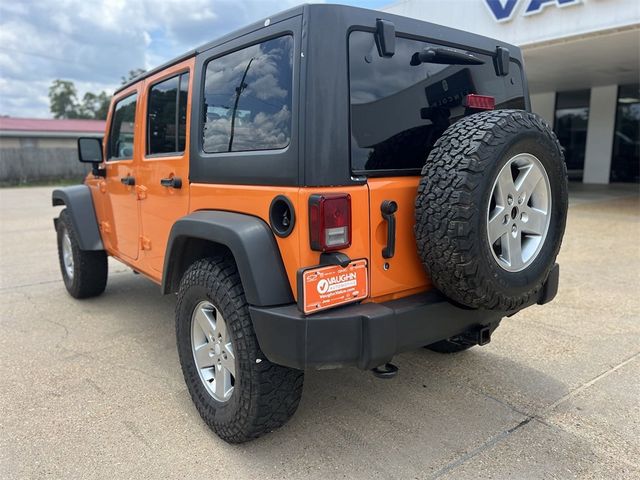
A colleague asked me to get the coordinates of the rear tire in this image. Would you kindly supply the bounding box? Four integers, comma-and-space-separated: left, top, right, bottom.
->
175, 256, 304, 443
56, 209, 107, 299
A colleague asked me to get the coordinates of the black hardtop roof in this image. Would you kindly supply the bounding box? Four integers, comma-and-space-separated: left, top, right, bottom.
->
114, 3, 306, 95
115, 3, 520, 95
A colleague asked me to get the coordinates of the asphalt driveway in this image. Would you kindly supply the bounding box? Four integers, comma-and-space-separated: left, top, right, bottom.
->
1, 185, 638, 479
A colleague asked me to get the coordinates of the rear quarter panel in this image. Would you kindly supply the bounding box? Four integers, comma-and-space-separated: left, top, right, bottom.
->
189, 184, 369, 301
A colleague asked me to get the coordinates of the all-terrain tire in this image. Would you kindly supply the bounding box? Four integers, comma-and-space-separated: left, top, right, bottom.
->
175, 256, 304, 443
56, 209, 108, 298
415, 110, 568, 311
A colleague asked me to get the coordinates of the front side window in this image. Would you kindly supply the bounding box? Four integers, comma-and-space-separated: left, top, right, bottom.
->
202, 35, 293, 153
147, 72, 190, 156
108, 93, 137, 160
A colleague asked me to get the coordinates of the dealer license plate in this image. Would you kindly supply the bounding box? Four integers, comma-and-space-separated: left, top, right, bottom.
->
299, 259, 368, 314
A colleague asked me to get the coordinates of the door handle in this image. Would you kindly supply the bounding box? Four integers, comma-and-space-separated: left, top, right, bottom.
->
381, 200, 398, 259
160, 177, 182, 189
120, 176, 135, 186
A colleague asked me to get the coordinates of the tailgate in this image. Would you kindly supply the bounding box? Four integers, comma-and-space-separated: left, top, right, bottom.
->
367, 177, 431, 300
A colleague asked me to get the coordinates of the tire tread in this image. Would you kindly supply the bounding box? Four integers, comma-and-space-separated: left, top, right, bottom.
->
415, 109, 567, 310
57, 209, 107, 298
176, 256, 303, 443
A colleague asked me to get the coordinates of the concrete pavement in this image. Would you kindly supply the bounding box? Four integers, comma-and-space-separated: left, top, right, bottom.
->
1, 185, 638, 479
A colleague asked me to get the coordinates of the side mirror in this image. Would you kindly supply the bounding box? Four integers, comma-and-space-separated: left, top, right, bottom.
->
78, 137, 103, 163
78, 137, 106, 177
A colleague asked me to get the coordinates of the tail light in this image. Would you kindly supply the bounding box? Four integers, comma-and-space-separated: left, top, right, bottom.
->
309, 193, 351, 252
464, 94, 495, 110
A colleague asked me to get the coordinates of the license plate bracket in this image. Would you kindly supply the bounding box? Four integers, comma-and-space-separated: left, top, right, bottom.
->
297, 259, 369, 314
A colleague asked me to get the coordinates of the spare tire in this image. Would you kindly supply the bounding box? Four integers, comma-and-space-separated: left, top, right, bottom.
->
415, 110, 568, 311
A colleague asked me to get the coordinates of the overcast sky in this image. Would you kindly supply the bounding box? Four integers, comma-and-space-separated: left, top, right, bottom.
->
0, 0, 389, 118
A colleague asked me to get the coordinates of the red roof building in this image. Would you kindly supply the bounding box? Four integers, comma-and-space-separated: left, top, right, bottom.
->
0, 117, 106, 184
0, 117, 105, 138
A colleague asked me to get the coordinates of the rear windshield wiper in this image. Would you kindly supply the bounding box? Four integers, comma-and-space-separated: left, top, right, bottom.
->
410, 47, 484, 66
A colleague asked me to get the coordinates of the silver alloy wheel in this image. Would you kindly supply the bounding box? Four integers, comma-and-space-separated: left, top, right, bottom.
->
61, 228, 74, 279
190, 300, 236, 402
487, 152, 552, 272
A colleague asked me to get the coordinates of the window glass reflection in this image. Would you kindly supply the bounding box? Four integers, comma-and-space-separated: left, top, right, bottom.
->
611, 84, 639, 183
554, 89, 590, 181
202, 36, 293, 153
108, 94, 137, 160
349, 31, 525, 173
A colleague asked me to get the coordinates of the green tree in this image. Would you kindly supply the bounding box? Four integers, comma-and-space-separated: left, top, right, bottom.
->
78, 91, 110, 120
49, 80, 80, 119
93, 91, 111, 120
48, 68, 144, 120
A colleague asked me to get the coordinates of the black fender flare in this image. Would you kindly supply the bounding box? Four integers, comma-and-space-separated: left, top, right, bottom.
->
162, 210, 294, 307
52, 185, 103, 251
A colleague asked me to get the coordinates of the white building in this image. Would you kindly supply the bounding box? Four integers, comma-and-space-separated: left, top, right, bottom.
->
383, 0, 640, 184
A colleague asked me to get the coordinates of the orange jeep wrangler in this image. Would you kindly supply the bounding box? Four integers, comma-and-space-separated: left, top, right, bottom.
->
53, 4, 567, 443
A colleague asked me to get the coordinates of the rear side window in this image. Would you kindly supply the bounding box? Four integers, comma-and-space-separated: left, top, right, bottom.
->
348, 31, 525, 173
202, 35, 293, 153
108, 93, 137, 160
147, 72, 190, 156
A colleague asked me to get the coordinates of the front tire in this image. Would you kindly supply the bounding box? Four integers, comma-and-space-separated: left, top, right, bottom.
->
175, 256, 304, 443
56, 209, 107, 298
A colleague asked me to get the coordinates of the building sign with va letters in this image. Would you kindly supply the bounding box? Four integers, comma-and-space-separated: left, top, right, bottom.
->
484, 0, 582, 22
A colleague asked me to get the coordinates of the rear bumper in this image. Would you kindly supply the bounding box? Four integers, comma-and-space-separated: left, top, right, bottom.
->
250, 264, 559, 371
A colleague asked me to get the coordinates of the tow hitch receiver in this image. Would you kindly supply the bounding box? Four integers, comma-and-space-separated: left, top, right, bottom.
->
477, 326, 492, 346
455, 326, 492, 347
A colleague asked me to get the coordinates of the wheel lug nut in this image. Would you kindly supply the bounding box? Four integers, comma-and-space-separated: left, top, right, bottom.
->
507, 195, 513, 205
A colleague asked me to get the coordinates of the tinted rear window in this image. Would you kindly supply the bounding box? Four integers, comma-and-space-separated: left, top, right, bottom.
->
348, 31, 525, 173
